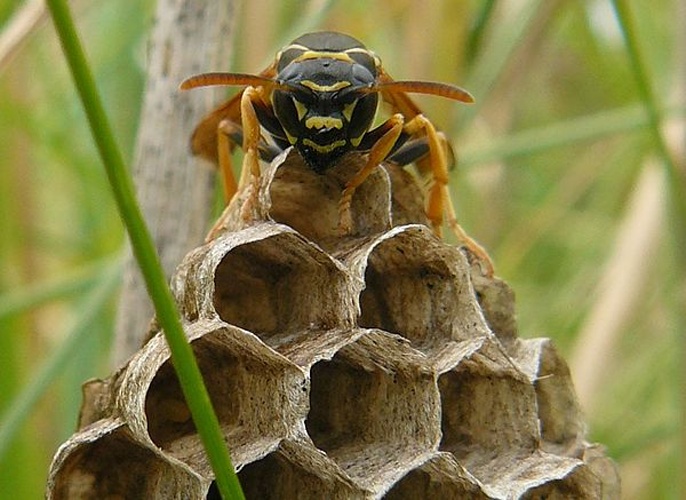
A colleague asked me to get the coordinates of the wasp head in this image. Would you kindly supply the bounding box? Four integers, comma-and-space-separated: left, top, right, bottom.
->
271, 33, 381, 173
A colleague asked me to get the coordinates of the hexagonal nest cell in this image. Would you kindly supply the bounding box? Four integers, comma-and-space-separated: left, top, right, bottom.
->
47, 149, 619, 499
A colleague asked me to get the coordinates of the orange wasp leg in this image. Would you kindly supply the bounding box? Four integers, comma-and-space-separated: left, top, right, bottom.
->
206, 86, 266, 240
211, 85, 265, 225
216, 84, 274, 202
239, 86, 263, 188
338, 113, 405, 233
404, 114, 494, 276
217, 119, 240, 200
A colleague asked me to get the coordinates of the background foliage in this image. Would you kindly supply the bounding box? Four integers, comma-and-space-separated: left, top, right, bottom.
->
0, 0, 682, 498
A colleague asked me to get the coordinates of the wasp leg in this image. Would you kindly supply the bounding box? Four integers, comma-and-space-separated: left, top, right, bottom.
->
240, 87, 263, 183
218, 120, 285, 165
230, 85, 266, 223
339, 114, 405, 233
206, 86, 267, 240
403, 114, 494, 275
214, 88, 267, 205
204, 118, 242, 242
217, 119, 241, 200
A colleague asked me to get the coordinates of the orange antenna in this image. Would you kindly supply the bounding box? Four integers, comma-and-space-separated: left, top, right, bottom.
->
372, 80, 474, 103
180, 72, 279, 90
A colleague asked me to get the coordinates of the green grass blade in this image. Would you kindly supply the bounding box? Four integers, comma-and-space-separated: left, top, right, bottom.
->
459, 0, 544, 129
0, 262, 120, 459
459, 103, 685, 167
465, 0, 497, 64
609, 4, 685, 496
610, 0, 686, 253
0, 255, 121, 321
44, 1, 244, 498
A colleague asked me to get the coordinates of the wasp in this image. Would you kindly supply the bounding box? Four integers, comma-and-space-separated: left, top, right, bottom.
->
181, 31, 493, 274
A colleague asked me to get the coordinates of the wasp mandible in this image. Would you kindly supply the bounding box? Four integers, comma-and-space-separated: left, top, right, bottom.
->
181, 31, 493, 274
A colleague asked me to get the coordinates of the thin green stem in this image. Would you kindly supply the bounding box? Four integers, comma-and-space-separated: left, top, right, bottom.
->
458, 0, 544, 130
459, 103, 684, 167
611, 3, 686, 496
611, 0, 686, 251
44, 1, 243, 498
465, 0, 497, 65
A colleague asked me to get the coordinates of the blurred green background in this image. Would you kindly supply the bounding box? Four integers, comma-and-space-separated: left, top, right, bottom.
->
0, 0, 682, 498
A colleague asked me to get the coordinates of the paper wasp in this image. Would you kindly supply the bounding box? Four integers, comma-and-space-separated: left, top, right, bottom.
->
181, 31, 493, 274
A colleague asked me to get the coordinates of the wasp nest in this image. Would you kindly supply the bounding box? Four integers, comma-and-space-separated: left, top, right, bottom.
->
47, 149, 619, 499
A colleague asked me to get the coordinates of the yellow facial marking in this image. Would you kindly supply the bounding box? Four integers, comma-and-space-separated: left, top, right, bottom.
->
294, 50, 355, 64
342, 101, 357, 122
305, 116, 343, 130
292, 99, 308, 121
302, 138, 347, 153
300, 80, 351, 92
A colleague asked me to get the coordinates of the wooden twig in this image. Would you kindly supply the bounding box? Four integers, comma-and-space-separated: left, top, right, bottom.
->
113, 1, 237, 366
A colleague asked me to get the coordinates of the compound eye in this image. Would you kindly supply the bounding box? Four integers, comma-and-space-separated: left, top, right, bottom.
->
336, 86, 366, 105
351, 62, 375, 86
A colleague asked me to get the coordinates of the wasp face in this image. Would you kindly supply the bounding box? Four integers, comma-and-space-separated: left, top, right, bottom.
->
271, 33, 381, 173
